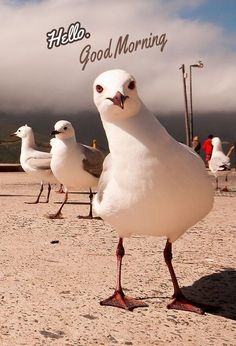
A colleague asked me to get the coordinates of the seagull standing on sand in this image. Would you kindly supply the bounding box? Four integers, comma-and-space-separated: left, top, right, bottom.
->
93, 69, 214, 314
12, 125, 56, 203
49, 120, 104, 219
209, 137, 231, 191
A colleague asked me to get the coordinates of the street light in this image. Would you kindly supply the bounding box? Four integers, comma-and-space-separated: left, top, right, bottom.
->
179, 64, 190, 146
189, 60, 204, 142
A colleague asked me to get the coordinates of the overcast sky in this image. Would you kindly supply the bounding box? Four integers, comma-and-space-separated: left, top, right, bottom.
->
0, 0, 236, 116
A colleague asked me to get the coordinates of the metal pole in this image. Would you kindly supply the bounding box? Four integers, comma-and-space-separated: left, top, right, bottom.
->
189, 65, 193, 143
234, 143, 236, 171
180, 64, 190, 146
189, 61, 204, 143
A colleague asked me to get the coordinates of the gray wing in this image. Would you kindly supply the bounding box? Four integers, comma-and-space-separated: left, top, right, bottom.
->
81, 144, 105, 178
31, 150, 52, 160
209, 154, 230, 172
27, 157, 51, 170
96, 154, 111, 203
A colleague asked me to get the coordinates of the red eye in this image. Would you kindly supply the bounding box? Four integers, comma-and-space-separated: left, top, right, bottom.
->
128, 81, 135, 90
96, 85, 103, 93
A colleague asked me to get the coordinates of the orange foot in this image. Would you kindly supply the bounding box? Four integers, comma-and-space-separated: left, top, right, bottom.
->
100, 290, 148, 311
167, 293, 218, 314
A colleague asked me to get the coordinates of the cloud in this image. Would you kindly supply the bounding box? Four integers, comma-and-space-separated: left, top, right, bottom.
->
0, 0, 235, 116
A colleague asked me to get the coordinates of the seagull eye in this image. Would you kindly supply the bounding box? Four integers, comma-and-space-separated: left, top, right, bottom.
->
96, 85, 103, 93
128, 81, 135, 90
64, 127, 67, 130
18, 130, 21, 132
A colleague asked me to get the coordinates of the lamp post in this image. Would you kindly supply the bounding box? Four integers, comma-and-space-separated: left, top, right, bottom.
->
189, 60, 204, 142
180, 64, 190, 146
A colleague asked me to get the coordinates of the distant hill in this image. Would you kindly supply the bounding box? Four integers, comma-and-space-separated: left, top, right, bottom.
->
0, 111, 235, 166
0, 112, 109, 163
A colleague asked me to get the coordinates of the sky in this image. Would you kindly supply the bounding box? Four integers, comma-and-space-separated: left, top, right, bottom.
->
0, 0, 236, 117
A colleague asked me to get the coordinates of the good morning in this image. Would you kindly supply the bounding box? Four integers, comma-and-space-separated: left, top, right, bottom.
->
79, 32, 168, 71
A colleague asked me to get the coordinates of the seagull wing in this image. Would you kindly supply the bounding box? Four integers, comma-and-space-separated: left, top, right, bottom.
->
26, 156, 51, 170
96, 154, 111, 203
32, 150, 52, 159
210, 153, 230, 172
218, 154, 230, 170
81, 144, 105, 178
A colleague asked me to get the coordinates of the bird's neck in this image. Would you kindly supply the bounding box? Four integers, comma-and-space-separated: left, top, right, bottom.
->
102, 104, 171, 158
212, 143, 223, 154
54, 136, 77, 151
21, 134, 36, 151
62, 136, 77, 145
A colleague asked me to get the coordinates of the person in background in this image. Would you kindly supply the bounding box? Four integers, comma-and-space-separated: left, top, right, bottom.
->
192, 135, 201, 155
203, 134, 214, 167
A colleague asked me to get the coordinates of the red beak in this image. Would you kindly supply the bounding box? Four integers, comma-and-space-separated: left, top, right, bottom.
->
107, 91, 128, 109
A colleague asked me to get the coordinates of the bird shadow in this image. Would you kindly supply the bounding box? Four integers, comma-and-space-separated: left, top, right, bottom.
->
142, 269, 236, 319
53, 201, 90, 205
0, 194, 34, 197
181, 268, 236, 320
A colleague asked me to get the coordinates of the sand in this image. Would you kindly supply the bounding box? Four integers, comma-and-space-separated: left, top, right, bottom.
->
0, 171, 235, 346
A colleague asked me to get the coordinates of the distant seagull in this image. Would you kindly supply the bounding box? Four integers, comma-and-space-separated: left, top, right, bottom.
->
50, 137, 65, 194
209, 137, 231, 191
49, 120, 104, 219
93, 69, 214, 314
12, 125, 57, 203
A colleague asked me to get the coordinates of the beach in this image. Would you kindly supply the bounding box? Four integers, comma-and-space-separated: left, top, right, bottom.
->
0, 171, 235, 346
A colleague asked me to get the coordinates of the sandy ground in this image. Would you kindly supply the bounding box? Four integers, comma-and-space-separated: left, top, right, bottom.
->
0, 171, 235, 346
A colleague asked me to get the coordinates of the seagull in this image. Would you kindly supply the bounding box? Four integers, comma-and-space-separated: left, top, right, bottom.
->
209, 137, 231, 191
49, 120, 104, 219
12, 125, 57, 203
93, 69, 214, 314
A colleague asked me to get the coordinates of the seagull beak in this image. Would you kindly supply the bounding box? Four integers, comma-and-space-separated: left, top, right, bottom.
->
10, 132, 17, 137
51, 130, 60, 135
107, 91, 128, 109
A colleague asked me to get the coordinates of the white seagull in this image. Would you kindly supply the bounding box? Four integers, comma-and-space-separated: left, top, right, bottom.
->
209, 137, 231, 191
12, 125, 56, 203
93, 69, 214, 314
49, 120, 104, 219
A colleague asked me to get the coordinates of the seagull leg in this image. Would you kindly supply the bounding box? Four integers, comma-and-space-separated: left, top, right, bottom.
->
45, 183, 51, 203
56, 184, 65, 193
221, 174, 229, 192
39, 183, 52, 203
100, 237, 148, 311
78, 188, 101, 220
215, 177, 219, 190
26, 182, 43, 204
164, 240, 214, 314
47, 191, 68, 219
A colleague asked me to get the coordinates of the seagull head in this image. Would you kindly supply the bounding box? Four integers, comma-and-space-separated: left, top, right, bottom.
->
51, 120, 75, 140
11, 124, 32, 139
211, 137, 223, 151
93, 69, 142, 121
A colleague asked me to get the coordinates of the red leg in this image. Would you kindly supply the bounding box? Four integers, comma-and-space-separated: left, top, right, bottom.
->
164, 240, 212, 314
47, 191, 68, 219
100, 238, 148, 311
56, 184, 65, 193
